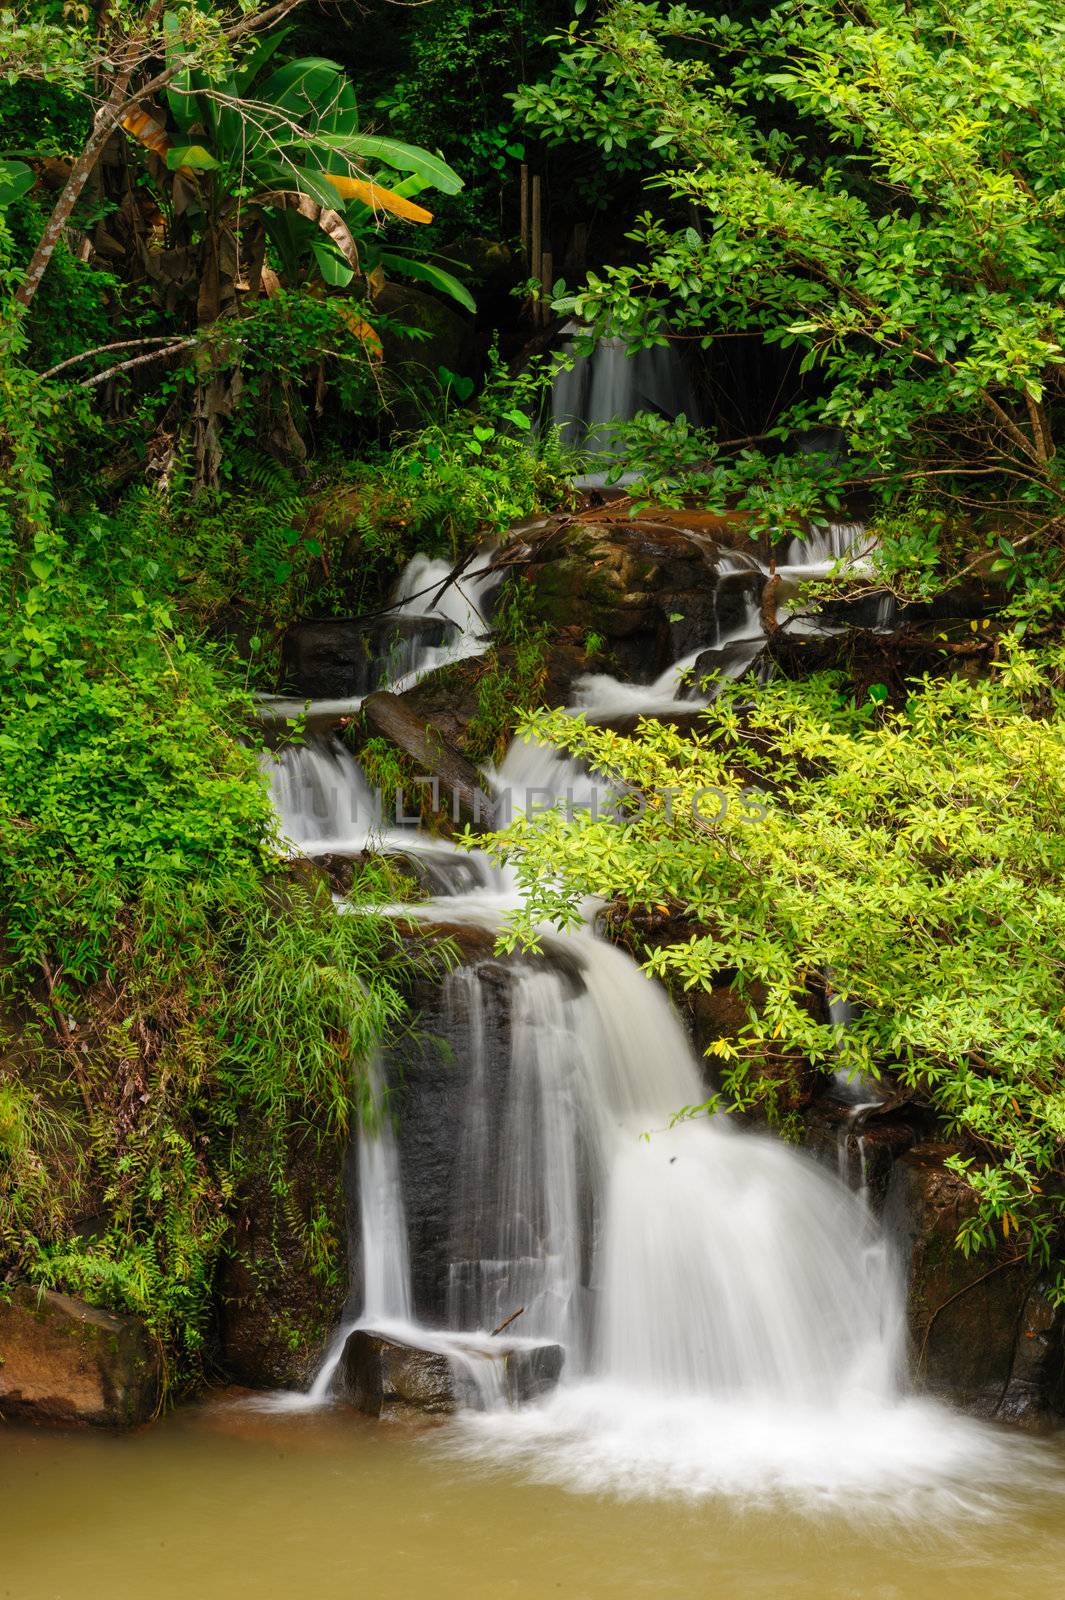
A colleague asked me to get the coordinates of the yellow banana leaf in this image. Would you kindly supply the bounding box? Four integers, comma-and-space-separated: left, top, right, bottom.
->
336, 304, 383, 358
120, 107, 198, 180
120, 107, 172, 162
325, 174, 433, 225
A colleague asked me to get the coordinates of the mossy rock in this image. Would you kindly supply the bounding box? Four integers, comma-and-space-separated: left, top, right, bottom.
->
0, 1287, 161, 1429
217, 1126, 350, 1391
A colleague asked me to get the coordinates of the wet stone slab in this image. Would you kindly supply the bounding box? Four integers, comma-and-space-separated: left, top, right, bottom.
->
336, 1327, 564, 1420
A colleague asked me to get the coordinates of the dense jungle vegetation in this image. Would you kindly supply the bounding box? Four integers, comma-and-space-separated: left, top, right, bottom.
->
4, 0, 1065, 1385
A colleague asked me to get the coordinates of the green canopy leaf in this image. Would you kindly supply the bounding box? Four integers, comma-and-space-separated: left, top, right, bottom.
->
379, 252, 475, 312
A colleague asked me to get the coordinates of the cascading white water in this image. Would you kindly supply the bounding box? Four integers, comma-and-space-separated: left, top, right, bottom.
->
552, 326, 701, 481
446, 965, 584, 1354
783, 519, 876, 576
305, 1060, 412, 1406
256, 517, 1052, 1505
358, 1066, 413, 1326
261, 734, 381, 854
386, 551, 501, 693
442, 933, 902, 1403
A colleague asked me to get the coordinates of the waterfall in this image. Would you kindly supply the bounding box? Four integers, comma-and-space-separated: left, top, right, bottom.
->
261, 734, 380, 854
386, 551, 501, 693
782, 519, 876, 576
336, 921, 903, 1406
446, 965, 584, 1354
357, 1064, 413, 1325
256, 518, 1027, 1500
551, 326, 701, 481
305, 1060, 411, 1406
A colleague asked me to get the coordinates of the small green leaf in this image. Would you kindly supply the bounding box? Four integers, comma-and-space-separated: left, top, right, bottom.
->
0, 158, 34, 207
166, 145, 221, 172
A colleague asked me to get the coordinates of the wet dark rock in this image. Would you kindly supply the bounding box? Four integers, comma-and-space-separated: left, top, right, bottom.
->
690, 977, 819, 1112
281, 615, 453, 700
390, 917, 499, 967
218, 1127, 349, 1390
690, 637, 769, 689
0, 1286, 161, 1428
803, 1100, 920, 1212
397, 641, 590, 754
885, 1144, 1065, 1421
313, 849, 491, 902
523, 518, 762, 679
336, 1327, 564, 1419
767, 620, 999, 702
373, 282, 475, 409
360, 691, 495, 829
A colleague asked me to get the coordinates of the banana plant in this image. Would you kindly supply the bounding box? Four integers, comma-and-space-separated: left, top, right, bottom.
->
123, 17, 473, 322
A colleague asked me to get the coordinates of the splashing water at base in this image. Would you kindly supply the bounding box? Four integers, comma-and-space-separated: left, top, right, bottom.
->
450, 1383, 1058, 1513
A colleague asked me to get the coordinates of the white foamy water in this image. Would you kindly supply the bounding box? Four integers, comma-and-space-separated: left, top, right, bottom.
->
385, 551, 501, 693
260, 735, 381, 854
452, 1384, 1054, 1511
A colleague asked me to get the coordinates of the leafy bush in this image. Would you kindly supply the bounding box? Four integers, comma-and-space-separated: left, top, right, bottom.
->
487, 647, 1065, 1284
0, 349, 425, 1375
518, 0, 1065, 585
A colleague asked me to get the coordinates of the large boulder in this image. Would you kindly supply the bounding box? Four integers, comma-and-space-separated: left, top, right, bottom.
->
372, 282, 476, 405
395, 640, 590, 756
885, 1144, 1065, 1422
523, 518, 763, 680
336, 1326, 563, 1420
0, 1287, 161, 1428
281, 615, 453, 700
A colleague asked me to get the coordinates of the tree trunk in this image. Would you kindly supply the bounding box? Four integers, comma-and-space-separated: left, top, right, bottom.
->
15, 1, 167, 310
16, 0, 303, 311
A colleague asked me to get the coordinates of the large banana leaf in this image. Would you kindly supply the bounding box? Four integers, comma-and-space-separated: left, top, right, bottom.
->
312, 134, 463, 195
166, 144, 220, 171
254, 159, 346, 211
379, 252, 475, 314
325, 175, 433, 224
258, 59, 352, 120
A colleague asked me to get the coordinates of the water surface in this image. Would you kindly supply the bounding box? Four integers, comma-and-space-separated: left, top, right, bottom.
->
3, 1397, 1065, 1600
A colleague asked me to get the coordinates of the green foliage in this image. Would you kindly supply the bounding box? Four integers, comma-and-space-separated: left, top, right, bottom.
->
518, 0, 1065, 584
0, 345, 419, 1377
486, 648, 1065, 1284
301, 357, 581, 619
370, 0, 548, 232
465, 575, 552, 765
